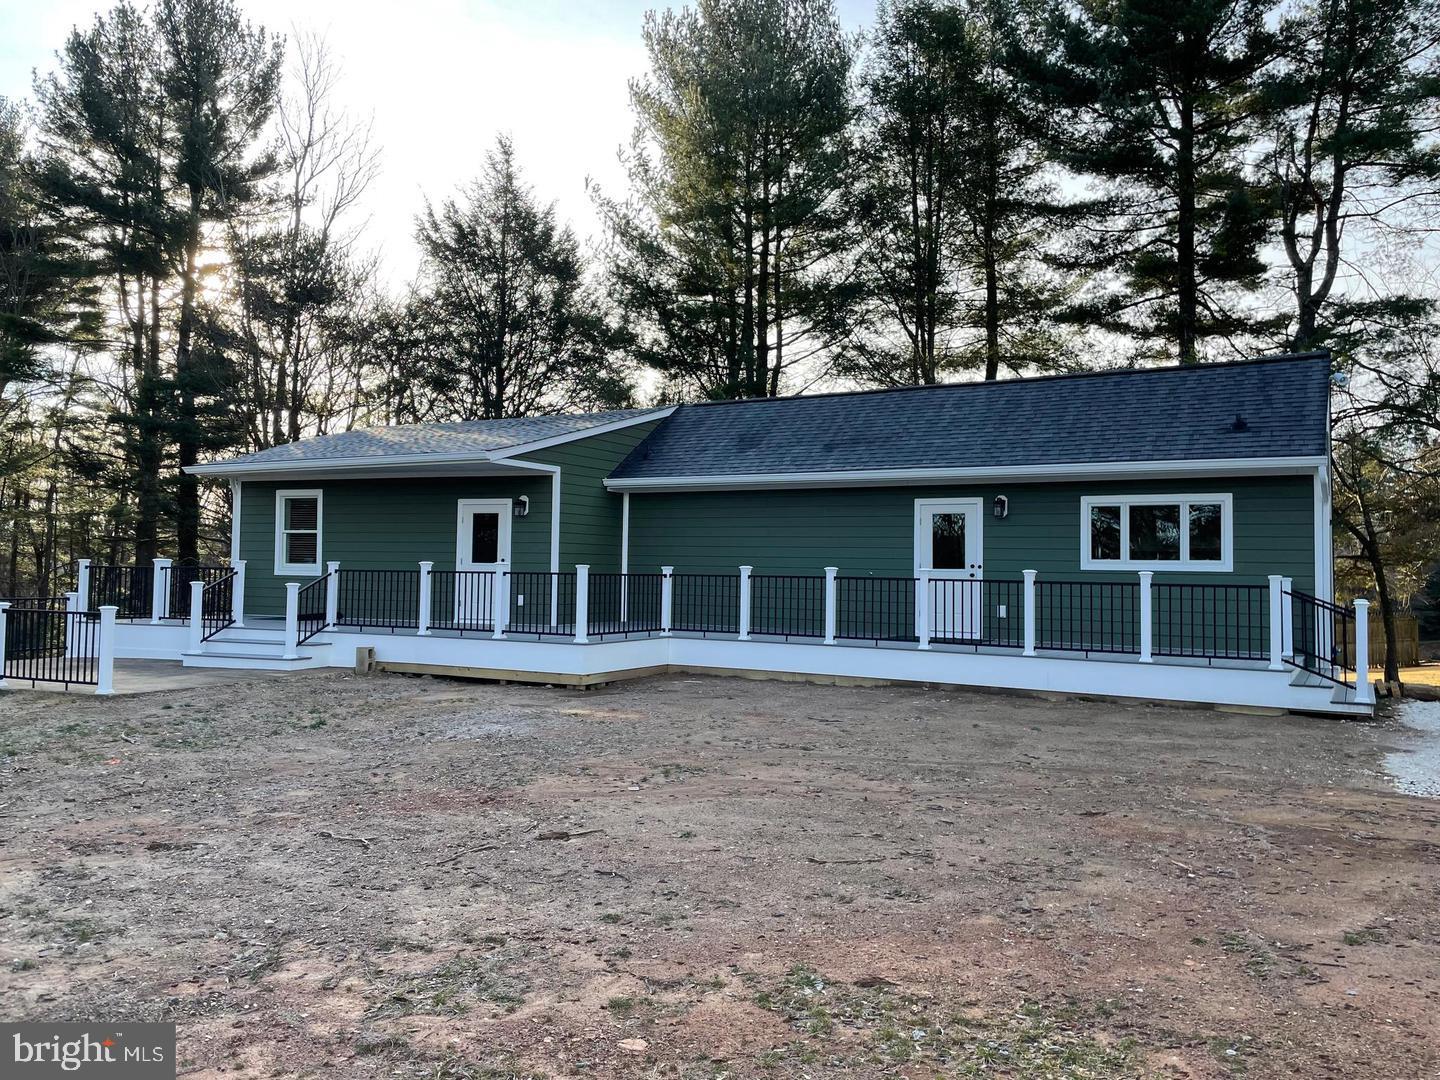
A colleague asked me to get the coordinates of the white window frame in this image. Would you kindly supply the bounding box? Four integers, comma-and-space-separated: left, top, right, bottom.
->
1079, 493, 1233, 572
274, 488, 323, 576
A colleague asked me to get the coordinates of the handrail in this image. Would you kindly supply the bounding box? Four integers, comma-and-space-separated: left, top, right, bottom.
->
1283, 587, 1356, 689
200, 570, 239, 641
297, 572, 332, 645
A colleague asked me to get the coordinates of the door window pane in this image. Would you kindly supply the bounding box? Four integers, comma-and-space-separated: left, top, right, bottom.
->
1188, 503, 1223, 561
1089, 505, 1121, 560
470, 513, 499, 563
1128, 504, 1181, 561
931, 512, 967, 569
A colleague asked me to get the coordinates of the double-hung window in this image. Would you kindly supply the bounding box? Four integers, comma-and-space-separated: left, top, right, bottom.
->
275, 489, 323, 575
1080, 494, 1232, 572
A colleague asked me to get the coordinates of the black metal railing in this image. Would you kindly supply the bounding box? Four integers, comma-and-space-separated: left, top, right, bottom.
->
429, 570, 496, 632
671, 574, 740, 635
296, 573, 331, 645
506, 571, 576, 636
927, 577, 1026, 648
1286, 588, 1356, 688
587, 573, 663, 638
200, 570, 238, 642
749, 574, 825, 639
3, 604, 98, 687
1154, 583, 1268, 660
87, 564, 153, 619
1035, 580, 1140, 654
835, 577, 916, 643
337, 568, 421, 631
2, 595, 69, 611
162, 562, 230, 620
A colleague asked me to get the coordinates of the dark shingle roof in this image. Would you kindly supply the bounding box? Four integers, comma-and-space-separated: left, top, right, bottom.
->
610, 354, 1331, 481
204, 409, 664, 470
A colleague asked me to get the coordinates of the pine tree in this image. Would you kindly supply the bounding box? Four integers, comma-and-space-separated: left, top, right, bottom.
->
1016, 0, 1280, 364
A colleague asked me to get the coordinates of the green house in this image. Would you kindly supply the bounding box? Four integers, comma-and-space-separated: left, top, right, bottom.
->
126, 349, 1365, 715
192, 352, 1332, 620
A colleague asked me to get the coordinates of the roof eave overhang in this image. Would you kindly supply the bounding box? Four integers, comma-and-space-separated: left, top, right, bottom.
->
185, 407, 675, 479
604, 455, 1329, 493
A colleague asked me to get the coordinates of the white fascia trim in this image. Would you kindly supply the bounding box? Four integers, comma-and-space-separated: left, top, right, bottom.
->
488, 408, 676, 462
603, 456, 1328, 492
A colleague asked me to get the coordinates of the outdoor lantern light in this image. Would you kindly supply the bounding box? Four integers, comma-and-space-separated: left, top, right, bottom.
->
993, 495, 1009, 519
513, 495, 530, 518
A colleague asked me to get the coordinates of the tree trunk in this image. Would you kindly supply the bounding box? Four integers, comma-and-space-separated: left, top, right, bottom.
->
1176, 95, 1199, 365
174, 192, 203, 565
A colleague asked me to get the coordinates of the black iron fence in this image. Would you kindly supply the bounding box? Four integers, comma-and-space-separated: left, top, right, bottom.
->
928, 577, 1026, 648
1286, 588, 1356, 688
429, 570, 495, 632
159, 562, 230, 620
88, 564, 153, 619
1155, 582, 1268, 660
1035, 580, 1140, 654
748, 575, 825, 639
3, 605, 99, 687
835, 577, 915, 643
506, 571, 576, 636
671, 574, 740, 635
587, 573, 664, 638
338, 568, 421, 630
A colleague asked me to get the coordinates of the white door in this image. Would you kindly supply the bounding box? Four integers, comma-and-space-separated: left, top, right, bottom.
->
455, 499, 512, 627
915, 499, 983, 640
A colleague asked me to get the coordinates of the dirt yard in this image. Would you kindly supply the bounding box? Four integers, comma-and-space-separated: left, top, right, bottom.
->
1, 670, 1437, 1079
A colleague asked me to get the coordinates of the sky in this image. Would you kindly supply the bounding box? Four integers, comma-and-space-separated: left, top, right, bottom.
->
0, 0, 877, 289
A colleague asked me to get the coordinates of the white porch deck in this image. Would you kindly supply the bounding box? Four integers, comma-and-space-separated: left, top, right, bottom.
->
104, 614, 1373, 717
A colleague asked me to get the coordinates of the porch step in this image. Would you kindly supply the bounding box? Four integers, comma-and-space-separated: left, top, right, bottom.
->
180, 649, 327, 671
203, 634, 334, 655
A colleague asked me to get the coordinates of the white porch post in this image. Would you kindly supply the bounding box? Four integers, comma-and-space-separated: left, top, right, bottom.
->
1280, 576, 1294, 659
1353, 598, 1376, 704
738, 566, 752, 641
231, 559, 246, 628
0, 601, 8, 688
76, 559, 91, 611
188, 580, 205, 654
823, 567, 838, 645
151, 558, 172, 624
1137, 571, 1154, 663
916, 569, 931, 651
660, 566, 674, 635
417, 561, 434, 636
491, 572, 509, 639
325, 561, 341, 628
1022, 570, 1037, 657
96, 605, 117, 696
1267, 575, 1286, 671
574, 565, 590, 644
283, 582, 300, 659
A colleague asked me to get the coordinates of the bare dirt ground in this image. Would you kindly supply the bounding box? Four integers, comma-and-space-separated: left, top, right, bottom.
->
1, 670, 1437, 1079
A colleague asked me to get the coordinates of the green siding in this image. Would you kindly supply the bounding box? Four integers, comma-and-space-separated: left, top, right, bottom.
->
519, 420, 663, 572
625, 476, 1317, 589
239, 475, 553, 616
236, 419, 663, 617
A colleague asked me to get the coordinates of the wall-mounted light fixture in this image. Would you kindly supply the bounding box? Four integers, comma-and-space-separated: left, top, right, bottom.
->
993, 495, 1009, 519
513, 495, 530, 518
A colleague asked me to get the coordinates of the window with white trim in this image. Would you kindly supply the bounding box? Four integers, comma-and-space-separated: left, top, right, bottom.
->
1080, 494, 1233, 571
274, 489, 323, 575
